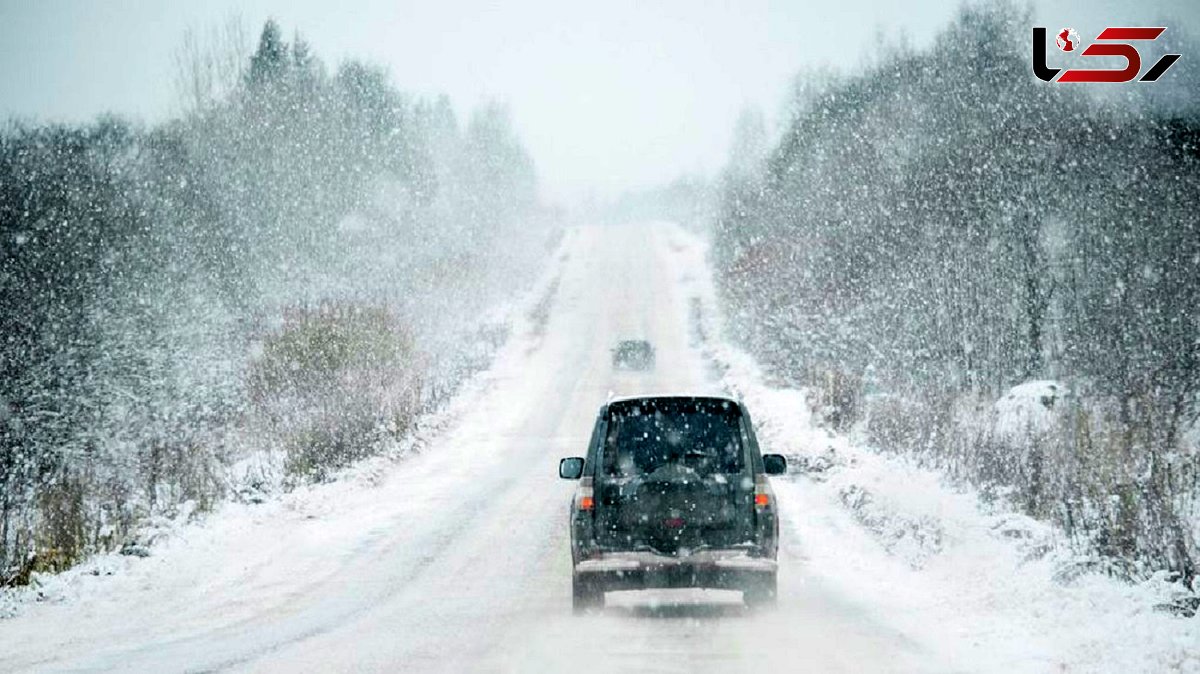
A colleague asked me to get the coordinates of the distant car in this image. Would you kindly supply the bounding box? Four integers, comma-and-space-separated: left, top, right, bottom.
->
611, 339, 655, 370
558, 395, 787, 612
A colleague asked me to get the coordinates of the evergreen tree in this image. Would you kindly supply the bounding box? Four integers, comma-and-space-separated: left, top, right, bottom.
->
247, 19, 289, 88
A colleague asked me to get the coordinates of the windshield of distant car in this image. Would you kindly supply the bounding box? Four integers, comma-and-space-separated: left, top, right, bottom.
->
616, 341, 651, 355
602, 399, 744, 477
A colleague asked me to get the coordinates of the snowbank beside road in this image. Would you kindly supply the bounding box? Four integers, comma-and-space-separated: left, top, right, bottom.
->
661, 221, 1200, 673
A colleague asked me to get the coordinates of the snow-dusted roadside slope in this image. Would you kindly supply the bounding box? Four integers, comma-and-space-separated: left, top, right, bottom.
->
0, 229, 574, 623
661, 221, 1200, 674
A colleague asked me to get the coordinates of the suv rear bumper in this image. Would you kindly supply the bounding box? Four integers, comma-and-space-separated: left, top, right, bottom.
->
574, 550, 776, 592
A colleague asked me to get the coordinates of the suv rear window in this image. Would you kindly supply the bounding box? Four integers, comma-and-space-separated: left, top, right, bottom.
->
602, 399, 744, 477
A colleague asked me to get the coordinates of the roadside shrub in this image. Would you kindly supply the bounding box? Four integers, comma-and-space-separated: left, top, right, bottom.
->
862, 394, 935, 456
250, 302, 422, 481
810, 367, 862, 432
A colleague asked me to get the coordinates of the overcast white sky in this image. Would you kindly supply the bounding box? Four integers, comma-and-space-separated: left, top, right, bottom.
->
1, 0, 1196, 202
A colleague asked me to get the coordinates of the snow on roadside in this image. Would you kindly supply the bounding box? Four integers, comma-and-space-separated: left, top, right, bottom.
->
660, 221, 1200, 673
0, 228, 576, 622
992, 380, 1066, 442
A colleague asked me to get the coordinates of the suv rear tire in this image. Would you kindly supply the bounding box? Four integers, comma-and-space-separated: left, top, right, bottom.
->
572, 574, 604, 614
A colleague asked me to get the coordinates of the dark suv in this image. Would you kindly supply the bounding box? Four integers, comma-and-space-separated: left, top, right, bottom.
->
558, 395, 787, 612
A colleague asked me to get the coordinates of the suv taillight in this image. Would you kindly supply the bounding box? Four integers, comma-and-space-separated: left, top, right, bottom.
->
754, 474, 771, 508
576, 477, 595, 511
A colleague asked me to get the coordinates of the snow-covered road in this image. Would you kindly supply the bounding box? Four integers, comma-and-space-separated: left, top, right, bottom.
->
0, 223, 936, 673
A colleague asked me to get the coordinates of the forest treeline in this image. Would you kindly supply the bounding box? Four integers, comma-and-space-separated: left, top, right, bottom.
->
0, 21, 550, 584
715, 3, 1200, 583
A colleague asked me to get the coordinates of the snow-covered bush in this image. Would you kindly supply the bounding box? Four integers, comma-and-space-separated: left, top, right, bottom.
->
249, 303, 421, 481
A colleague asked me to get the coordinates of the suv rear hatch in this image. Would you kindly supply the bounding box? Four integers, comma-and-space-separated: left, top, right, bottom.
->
594, 398, 756, 554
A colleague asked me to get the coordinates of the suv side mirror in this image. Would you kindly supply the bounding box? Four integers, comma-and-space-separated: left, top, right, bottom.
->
763, 454, 787, 476
559, 457, 585, 480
